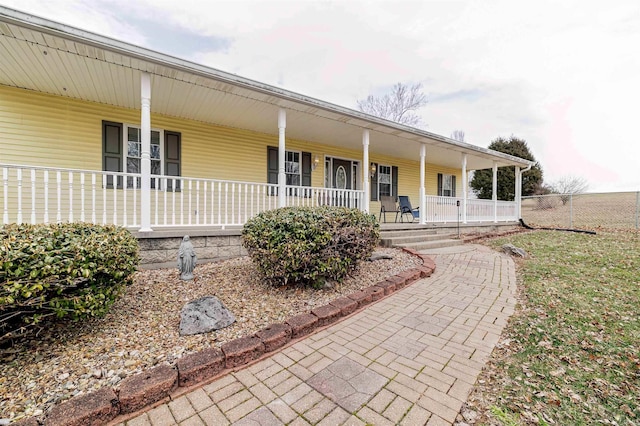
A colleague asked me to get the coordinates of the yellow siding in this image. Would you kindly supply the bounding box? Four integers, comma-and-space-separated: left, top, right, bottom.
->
0, 85, 461, 202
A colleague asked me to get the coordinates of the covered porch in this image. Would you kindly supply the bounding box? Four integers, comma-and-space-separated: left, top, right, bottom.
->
0, 6, 533, 232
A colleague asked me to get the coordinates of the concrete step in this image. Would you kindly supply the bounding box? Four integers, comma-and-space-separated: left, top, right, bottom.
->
397, 238, 464, 251
382, 233, 457, 246
380, 229, 439, 238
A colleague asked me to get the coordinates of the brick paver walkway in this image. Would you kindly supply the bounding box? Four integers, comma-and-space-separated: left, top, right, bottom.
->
118, 244, 516, 426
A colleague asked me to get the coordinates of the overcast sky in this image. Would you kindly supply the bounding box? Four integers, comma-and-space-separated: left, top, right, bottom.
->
3, 0, 639, 192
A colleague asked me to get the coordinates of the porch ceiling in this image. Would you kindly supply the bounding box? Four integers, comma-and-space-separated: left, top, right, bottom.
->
0, 7, 534, 171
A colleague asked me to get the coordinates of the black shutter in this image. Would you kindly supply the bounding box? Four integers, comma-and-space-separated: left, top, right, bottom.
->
267, 146, 278, 184
301, 152, 312, 187
165, 131, 181, 191
370, 163, 378, 201
102, 120, 122, 188
392, 166, 398, 200
437, 173, 443, 196
452, 175, 456, 197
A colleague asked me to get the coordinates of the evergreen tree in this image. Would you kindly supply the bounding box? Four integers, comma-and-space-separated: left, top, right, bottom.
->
470, 136, 543, 201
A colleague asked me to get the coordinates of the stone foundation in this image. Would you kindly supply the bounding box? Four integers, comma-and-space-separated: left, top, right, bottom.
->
135, 229, 247, 267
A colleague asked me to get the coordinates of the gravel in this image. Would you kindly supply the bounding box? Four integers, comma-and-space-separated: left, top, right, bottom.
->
0, 248, 419, 422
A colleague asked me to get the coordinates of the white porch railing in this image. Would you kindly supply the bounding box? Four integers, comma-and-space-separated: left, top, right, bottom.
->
1, 164, 365, 229
424, 195, 517, 223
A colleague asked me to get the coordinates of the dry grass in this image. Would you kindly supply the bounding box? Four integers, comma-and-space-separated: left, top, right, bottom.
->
467, 230, 640, 425
522, 192, 639, 230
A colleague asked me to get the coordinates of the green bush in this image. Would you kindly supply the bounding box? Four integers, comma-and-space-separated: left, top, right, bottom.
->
1, 223, 139, 341
242, 206, 380, 286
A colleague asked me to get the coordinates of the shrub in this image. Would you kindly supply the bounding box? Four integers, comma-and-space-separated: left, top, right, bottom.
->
242, 206, 379, 286
1, 223, 139, 341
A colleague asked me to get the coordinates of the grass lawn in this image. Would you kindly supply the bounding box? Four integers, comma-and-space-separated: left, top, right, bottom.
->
472, 230, 639, 425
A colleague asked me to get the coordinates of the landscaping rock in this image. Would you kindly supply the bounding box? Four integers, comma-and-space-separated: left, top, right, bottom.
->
502, 243, 527, 258
179, 296, 235, 336
368, 252, 394, 261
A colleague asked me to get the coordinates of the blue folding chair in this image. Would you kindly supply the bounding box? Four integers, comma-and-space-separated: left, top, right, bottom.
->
398, 196, 419, 222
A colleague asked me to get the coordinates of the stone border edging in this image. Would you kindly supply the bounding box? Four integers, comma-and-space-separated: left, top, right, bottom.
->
14, 250, 436, 426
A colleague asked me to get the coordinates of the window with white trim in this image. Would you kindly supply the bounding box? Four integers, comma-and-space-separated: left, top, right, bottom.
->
378, 165, 392, 197
437, 173, 456, 197
101, 120, 181, 190
126, 126, 162, 188
285, 150, 301, 186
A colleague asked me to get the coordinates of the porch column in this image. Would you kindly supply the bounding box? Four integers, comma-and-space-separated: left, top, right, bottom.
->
419, 144, 426, 224
461, 153, 467, 224
515, 166, 521, 219
139, 72, 152, 232
492, 161, 498, 223
362, 129, 370, 213
278, 108, 286, 208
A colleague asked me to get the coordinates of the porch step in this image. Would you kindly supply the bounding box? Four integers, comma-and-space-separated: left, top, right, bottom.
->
379, 225, 464, 251
399, 238, 464, 251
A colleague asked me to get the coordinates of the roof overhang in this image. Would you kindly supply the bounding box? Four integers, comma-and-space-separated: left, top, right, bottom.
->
0, 6, 534, 171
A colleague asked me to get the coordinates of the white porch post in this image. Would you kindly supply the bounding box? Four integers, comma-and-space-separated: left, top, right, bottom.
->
492, 161, 498, 223
139, 72, 152, 232
515, 166, 521, 219
461, 153, 467, 224
362, 129, 370, 213
278, 108, 287, 208
419, 144, 426, 224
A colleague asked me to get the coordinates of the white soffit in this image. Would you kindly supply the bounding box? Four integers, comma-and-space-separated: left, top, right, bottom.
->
0, 7, 533, 171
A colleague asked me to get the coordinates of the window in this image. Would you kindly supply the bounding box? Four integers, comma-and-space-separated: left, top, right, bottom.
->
267, 146, 312, 189
285, 151, 301, 186
378, 165, 392, 197
102, 121, 181, 189
370, 163, 398, 201
437, 173, 456, 197
126, 126, 161, 188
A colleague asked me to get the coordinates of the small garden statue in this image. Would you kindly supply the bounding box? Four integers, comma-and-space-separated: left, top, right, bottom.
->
178, 235, 197, 280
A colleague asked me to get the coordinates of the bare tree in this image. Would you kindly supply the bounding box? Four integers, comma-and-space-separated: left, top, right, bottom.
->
551, 175, 589, 205
451, 130, 465, 142
357, 82, 427, 128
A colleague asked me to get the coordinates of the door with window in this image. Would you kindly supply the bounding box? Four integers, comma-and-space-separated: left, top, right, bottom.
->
325, 157, 358, 207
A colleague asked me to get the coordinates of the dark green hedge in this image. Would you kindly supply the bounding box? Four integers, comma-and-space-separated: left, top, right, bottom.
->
242, 206, 379, 286
1, 223, 139, 341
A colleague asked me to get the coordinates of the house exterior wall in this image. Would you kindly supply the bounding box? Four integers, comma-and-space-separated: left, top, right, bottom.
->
0, 85, 462, 216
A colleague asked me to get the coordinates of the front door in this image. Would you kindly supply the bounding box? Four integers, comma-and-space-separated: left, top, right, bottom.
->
332, 159, 352, 190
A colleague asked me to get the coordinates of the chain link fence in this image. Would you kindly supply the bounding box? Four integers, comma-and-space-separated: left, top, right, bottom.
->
521, 191, 640, 231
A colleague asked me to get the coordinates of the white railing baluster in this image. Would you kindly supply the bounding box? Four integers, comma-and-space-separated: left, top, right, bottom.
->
250, 184, 254, 219
43, 170, 49, 223
188, 180, 192, 225
196, 180, 200, 225
171, 179, 176, 225
68, 172, 73, 223
91, 174, 96, 223
137, 176, 141, 227
30, 169, 36, 224
217, 181, 222, 226
180, 180, 184, 225
102, 174, 107, 225
16, 169, 23, 223
231, 183, 236, 225
210, 181, 214, 225
203, 181, 207, 226
112, 173, 117, 225
122, 174, 127, 227
2, 168, 8, 224
80, 173, 85, 222
224, 182, 229, 227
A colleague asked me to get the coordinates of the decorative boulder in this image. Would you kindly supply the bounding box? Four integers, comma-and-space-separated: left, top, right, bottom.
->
179, 296, 235, 336
502, 243, 528, 258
